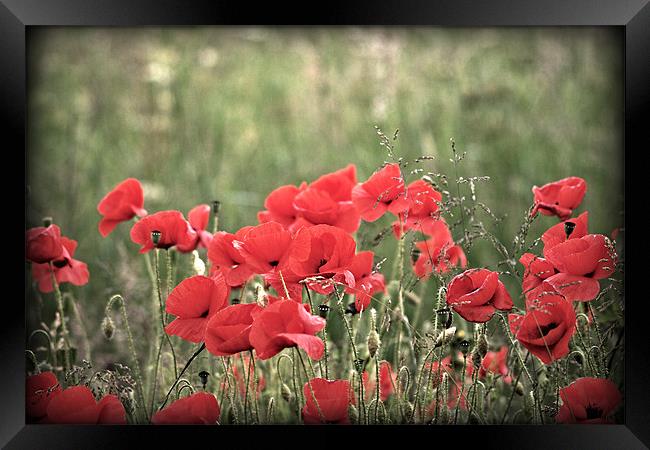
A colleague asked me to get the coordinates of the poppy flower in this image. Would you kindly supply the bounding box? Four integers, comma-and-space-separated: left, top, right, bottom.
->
31, 237, 90, 293
26, 371, 61, 423
478, 346, 512, 383
205, 303, 261, 356
249, 299, 326, 360
165, 275, 230, 343
413, 220, 467, 278
292, 186, 361, 234
555, 377, 622, 424
302, 378, 352, 424
370, 361, 397, 402
130, 210, 197, 253
531, 176, 586, 220
230, 355, 267, 398
97, 178, 147, 237
392, 179, 443, 237
233, 222, 293, 274
26, 225, 64, 264
520, 253, 557, 299
344, 251, 385, 312
543, 234, 617, 302
541, 212, 589, 256
287, 224, 357, 295
425, 353, 474, 389
257, 184, 304, 228
45, 386, 126, 424
446, 269, 513, 323
187, 204, 213, 249
152, 391, 220, 425
352, 163, 410, 222
207, 226, 255, 287
508, 294, 576, 365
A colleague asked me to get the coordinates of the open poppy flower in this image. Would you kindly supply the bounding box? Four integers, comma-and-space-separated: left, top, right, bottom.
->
520, 253, 557, 299
479, 346, 512, 383
97, 178, 147, 237
541, 212, 589, 256
130, 210, 198, 253
152, 391, 220, 425
302, 378, 352, 424
363, 361, 397, 402
286, 224, 356, 295
555, 377, 622, 424
26, 371, 62, 423
413, 220, 467, 278
531, 176, 586, 220
446, 269, 512, 323
543, 234, 617, 302
392, 179, 443, 237
207, 226, 255, 287
31, 236, 90, 293
249, 299, 326, 360
425, 352, 474, 389
344, 251, 385, 312
187, 204, 213, 249
45, 386, 126, 424
292, 186, 360, 234
508, 294, 576, 364
257, 184, 304, 228
233, 221, 293, 274
352, 163, 409, 222
205, 303, 261, 356
165, 275, 230, 343
26, 225, 64, 263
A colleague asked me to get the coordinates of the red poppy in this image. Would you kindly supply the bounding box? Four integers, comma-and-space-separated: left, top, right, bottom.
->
543, 234, 617, 302
302, 378, 352, 424
45, 386, 126, 424
446, 269, 513, 323
26, 225, 64, 264
556, 377, 622, 424
31, 237, 90, 293
230, 355, 267, 398
292, 186, 360, 234
287, 224, 356, 295
352, 163, 410, 222
97, 178, 147, 237
361, 361, 396, 402
541, 212, 589, 256
344, 251, 385, 312
152, 391, 220, 425
233, 221, 293, 274
413, 220, 467, 278
425, 353, 474, 389
207, 226, 255, 287
479, 346, 512, 383
249, 299, 326, 360
165, 275, 230, 343
130, 210, 198, 253
508, 294, 576, 365
205, 303, 261, 356
257, 184, 304, 228
392, 180, 443, 237
187, 204, 213, 249
531, 176, 586, 220
520, 253, 557, 299
26, 371, 61, 423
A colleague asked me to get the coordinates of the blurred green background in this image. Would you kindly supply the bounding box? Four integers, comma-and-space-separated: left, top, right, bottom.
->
26, 27, 623, 368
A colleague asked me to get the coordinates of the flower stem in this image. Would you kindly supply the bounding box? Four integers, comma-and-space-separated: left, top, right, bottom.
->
49, 262, 71, 373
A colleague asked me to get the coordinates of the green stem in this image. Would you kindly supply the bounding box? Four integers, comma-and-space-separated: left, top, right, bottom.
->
49, 262, 71, 373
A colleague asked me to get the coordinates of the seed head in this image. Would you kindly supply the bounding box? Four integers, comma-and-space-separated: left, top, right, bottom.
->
101, 316, 115, 340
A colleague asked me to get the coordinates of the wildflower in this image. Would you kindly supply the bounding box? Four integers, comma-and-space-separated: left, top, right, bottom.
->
344, 251, 386, 312
478, 346, 512, 383
26, 225, 64, 263
187, 204, 214, 249
26, 372, 61, 423
391, 179, 443, 238
165, 275, 230, 343
446, 269, 513, 323
352, 163, 409, 222
555, 377, 621, 424
531, 176, 586, 220
413, 220, 467, 278
31, 236, 89, 293
152, 392, 220, 425
204, 303, 261, 356
302, 378, 352, 424
97, 178, 147, 237
129, 210, 197, 253
207, 226, 255, 287
45, 386, 126, 424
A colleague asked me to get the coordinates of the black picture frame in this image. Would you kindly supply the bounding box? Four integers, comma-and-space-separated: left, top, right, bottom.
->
3, 0, 648, 448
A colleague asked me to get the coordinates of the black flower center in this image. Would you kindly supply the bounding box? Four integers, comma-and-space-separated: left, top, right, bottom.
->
537, 322, 558, 338
269, 260, 279, 267
585, 405, 603, 420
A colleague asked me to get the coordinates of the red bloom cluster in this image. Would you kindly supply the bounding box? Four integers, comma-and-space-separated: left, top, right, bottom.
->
26, 224, 89, 293
258, 164, 360, 234
446, 268, 513, 323
412, 219, 467, 278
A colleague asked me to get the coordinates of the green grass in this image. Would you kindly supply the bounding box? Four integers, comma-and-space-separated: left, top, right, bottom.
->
27, 27, 623, 369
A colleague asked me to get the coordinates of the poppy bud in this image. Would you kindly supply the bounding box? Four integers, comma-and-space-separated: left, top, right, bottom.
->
564, 221, 576, 238
281, 383, 292, 403
472, 351, 482, 369
459, 340, 471, 356
198, 370, 209, 389
151, 230, 162, 246
318, 304, 330, 318
434, 326, 456, 348
477, 334, 489, 357
191, 250, 206, 276
515, 381, 525, 396
211, 200, 221, 215
367, 329, 380, 358
102, 316, 115, 340
349, 404, 359, 424
42, 216, 53, 227
403, 402, 414, 421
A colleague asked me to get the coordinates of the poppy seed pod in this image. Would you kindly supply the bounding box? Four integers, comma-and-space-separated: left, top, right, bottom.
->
198, 371, 209, 389
42, 217, 53, 227
151, 230, 162, 246
212, 200, 221, 215
318, 304, 330, 318
564, 221, 576, 238
102, 316, 115, 340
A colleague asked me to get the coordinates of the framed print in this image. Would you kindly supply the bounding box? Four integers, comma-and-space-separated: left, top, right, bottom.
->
3, 0, 649, 448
